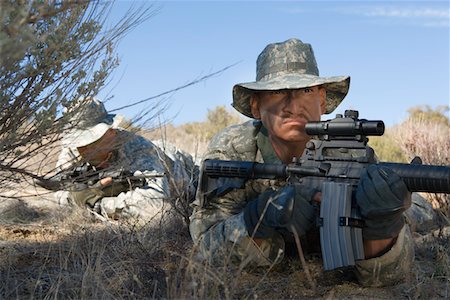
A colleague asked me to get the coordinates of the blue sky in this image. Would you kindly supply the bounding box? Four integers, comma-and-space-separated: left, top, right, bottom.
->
98, 0, 449, 128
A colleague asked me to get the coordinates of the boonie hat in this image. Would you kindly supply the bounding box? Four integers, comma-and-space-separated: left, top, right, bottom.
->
63, 97, 123, 148
232, 38, 350, 118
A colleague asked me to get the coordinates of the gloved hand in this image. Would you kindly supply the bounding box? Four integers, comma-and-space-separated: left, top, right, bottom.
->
68, 183, 104, 207
243, 185, 317, 238
68, 178, 130, 208
356, 165, 412, 240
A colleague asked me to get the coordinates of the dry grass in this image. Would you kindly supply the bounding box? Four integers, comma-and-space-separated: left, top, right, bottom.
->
141, 105, 245, 164
1, 187, 449, 299
142, 123, 209, 165
0, 199, 190, 299
393, 117, 449, 167
391, 118, 450, 214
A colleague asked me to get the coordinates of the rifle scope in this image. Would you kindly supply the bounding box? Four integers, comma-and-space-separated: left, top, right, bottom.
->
305, 119, 385, 137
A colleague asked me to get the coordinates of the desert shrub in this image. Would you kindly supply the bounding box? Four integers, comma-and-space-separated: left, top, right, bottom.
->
393, 105, 449, 166
407, 105, 449, 126
368, 105, 449, 213
0, 1, 153, 190
368, 131, 408, 163
201, 105, 243, 140
143, 105, 244, 162
393, 118, 449, 166
392, 106, 450, 213
369, 105, 449, 164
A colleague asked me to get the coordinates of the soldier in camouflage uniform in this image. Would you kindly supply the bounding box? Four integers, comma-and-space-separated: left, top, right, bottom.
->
54, 97, 196, 222
189, 39, 414, 287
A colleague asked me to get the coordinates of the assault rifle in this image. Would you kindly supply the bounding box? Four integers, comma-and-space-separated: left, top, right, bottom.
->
200, 110, 450, 271
36, 163, 164, 192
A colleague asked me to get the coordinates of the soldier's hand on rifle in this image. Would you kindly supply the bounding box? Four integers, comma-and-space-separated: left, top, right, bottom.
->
243, 185, 317, 238
68, 180, 106, 207
99, 177, 113, 186
356, 165, 412, 240
68, 177, 117, 208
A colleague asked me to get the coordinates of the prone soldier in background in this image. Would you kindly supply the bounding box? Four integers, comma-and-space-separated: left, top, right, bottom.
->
40, 97, 197, 222
189, 38, 415, 286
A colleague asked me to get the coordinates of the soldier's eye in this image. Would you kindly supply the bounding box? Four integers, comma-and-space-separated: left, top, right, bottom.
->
270, 90, 289, 96
303, 87, 312, 93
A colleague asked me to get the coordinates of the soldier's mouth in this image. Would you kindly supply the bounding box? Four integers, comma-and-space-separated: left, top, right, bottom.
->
283, 118, 307, 127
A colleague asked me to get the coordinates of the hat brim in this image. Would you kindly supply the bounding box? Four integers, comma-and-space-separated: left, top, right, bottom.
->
62, 114, 119, 148
232, 74, 350, 118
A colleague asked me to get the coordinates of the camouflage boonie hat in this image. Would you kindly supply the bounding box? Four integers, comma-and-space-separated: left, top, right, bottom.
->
232, 38, 350, 118
63, 97, 123, 148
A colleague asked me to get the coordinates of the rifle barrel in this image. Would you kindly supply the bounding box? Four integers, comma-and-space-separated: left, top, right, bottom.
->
380, 162, 450, 193
204, 160, 450, 194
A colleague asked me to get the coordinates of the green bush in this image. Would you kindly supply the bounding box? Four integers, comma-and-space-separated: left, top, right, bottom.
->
407, 105, 449, 126
368, 132, 408, 163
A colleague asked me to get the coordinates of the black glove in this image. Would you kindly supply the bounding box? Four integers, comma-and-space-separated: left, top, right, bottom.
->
356, 165, 412, 240
243, 185, 317, 238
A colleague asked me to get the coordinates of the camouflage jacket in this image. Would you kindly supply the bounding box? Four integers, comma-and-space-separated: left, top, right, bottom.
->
55, 129, 196, 221
190, 120, 414, 287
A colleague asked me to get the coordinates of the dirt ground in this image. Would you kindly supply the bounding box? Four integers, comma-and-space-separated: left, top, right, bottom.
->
1, 185, 449, 299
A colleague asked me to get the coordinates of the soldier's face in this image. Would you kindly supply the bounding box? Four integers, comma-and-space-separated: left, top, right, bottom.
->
77, 128, 118, 168
250, 86, 326, 144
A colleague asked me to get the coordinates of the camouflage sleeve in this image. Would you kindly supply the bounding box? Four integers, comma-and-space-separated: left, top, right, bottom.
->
99, 134, 198, 222
189, 152, 252, 242
151, 139, 198, 200
99, 176, 169, 221
354, 224, 414, 287
189, 122, 287, 267
190, 206, 285, 267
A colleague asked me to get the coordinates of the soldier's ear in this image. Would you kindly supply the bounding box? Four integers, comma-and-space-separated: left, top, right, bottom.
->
319, 87, 327, 114
250, 94, 261, 119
